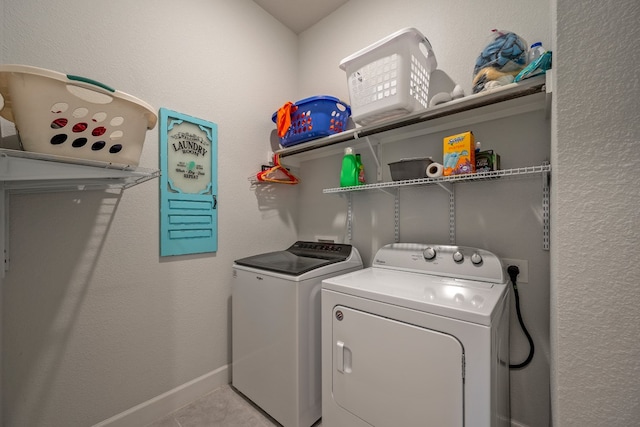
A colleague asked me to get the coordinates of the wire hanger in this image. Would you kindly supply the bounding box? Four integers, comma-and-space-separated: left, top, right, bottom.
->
255, 153, 299, 185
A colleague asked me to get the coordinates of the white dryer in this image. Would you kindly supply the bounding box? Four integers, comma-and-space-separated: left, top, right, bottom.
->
321, 243, 510, 427
232, 241, 362, 427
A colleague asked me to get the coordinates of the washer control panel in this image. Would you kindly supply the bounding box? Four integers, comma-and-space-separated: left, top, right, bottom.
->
374, 243, 504, 283
288, 241, 352, 260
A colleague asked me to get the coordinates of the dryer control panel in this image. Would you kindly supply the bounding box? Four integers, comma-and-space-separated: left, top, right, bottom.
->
372, 243, 504, 283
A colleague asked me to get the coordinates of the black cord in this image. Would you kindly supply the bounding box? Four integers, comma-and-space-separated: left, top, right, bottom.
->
508, 265, 535, 369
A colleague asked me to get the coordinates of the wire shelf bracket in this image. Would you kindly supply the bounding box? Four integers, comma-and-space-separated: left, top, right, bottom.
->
326, 164, 551, 250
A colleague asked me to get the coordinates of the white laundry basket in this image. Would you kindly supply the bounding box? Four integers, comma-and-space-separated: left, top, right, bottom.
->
0, 64, 157, 167
340, 28, 438, 126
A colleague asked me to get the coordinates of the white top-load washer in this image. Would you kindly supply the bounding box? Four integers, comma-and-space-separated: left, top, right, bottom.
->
232, 241, 363, 427
322, 243, 510, 427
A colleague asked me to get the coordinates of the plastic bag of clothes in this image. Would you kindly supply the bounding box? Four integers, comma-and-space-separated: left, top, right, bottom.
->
472, 29, 528, 94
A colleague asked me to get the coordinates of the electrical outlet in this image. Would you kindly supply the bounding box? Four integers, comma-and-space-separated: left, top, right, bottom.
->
315, 235, 339, 243
502, 258, 529, 283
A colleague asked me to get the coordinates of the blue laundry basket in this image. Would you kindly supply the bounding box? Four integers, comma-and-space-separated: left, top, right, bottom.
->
272, 96, 351, 147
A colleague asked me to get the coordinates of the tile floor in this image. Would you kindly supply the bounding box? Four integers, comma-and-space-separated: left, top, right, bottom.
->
145, 384, 322, 427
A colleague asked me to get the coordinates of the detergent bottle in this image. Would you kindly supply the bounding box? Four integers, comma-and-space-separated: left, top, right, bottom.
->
528, 42, 546, 63
356, 154, 366, 185
340, 147, 359, 187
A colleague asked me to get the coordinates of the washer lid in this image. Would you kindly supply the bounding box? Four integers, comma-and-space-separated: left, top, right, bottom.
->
234, 250, 337, 275
234, 241, 362, 278
322, 267, 508, 325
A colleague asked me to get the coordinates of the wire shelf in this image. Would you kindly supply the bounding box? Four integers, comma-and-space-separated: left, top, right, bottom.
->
323, 164, 551, 193
0, 148, 159, 192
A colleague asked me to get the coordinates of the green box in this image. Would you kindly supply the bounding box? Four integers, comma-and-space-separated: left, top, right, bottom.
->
475, 150, 501, 172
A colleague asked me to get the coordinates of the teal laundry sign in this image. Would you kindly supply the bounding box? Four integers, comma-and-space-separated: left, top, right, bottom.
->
159, 108, 218, 256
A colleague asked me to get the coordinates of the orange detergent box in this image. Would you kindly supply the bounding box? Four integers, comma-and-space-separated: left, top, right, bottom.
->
443, 131, 476, 176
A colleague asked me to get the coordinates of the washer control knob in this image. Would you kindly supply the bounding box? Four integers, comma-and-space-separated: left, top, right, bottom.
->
453, 251, 464, 263
423, 247, 436, 260
471, 252, 483, 265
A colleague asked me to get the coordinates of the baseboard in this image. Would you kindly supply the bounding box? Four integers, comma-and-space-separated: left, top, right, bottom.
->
92, 364, 230, 427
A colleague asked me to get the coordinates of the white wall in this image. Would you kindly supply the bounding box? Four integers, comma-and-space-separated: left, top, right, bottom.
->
551, 0, 640, 425
0, 0, 300, 425
295, 1, 551, 426
297, 0, 551, 101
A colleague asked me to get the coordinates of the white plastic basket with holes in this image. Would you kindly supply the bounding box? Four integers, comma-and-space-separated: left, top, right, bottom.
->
0, 64, 157, 167
339, 28, 438, 126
